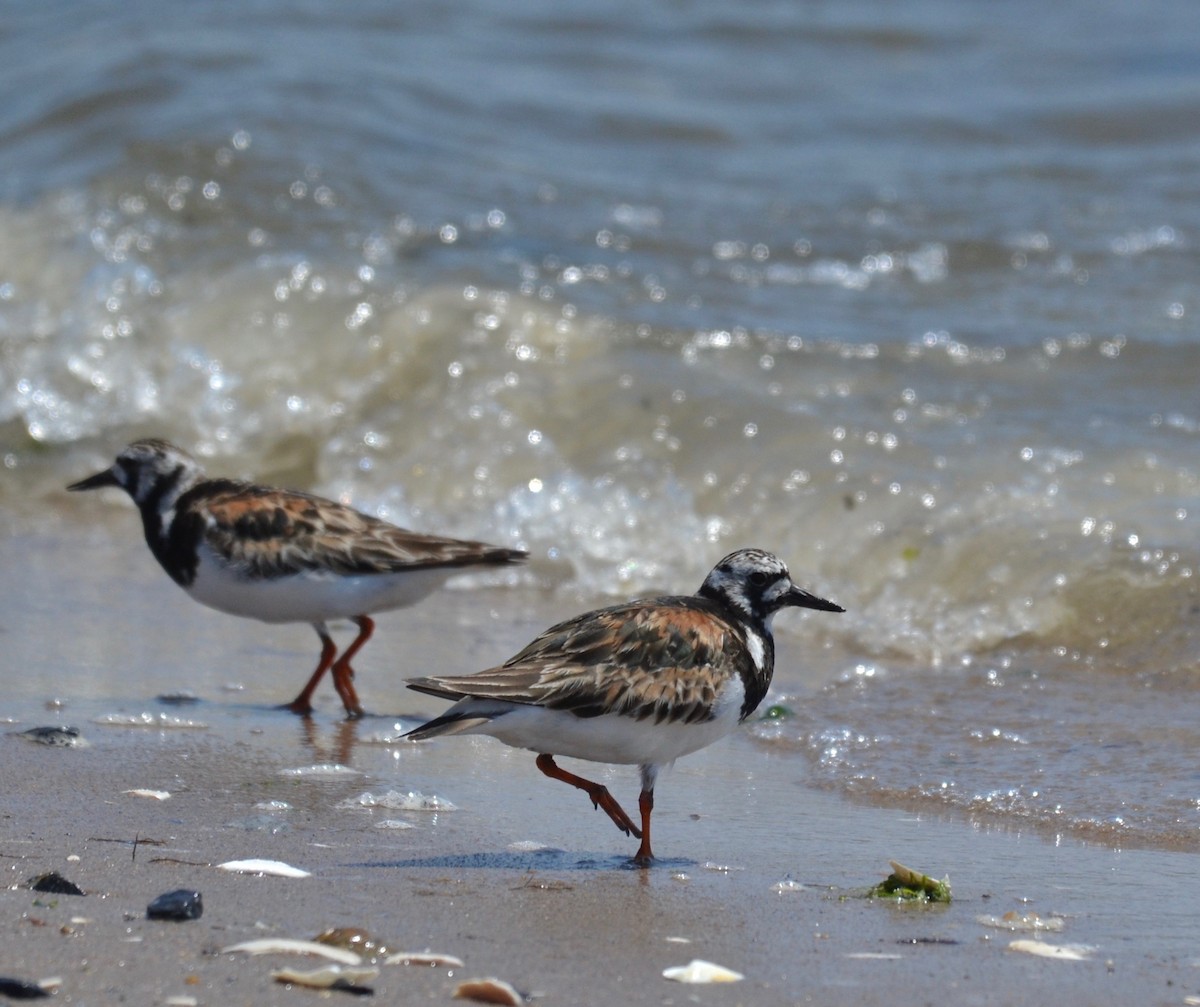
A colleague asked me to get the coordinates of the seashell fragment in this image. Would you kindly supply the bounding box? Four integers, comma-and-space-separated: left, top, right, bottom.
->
453, 977, 525, 1004
124, 788, 171, 800
385, 951, 465, 968
220, 938, 361, 965
217, 858, 311, 878
1007, 939, 1093, 961
314, 926, 390, 958
662, 959, 744, 983
271, 964, 379, 990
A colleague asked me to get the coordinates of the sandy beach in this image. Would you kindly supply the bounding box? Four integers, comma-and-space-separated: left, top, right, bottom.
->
4, 522, 1199, 1006
6, 0, 1200, 999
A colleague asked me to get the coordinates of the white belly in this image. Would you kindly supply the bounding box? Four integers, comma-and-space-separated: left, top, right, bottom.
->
459, 677, 747, 768
185, 545, 459, 624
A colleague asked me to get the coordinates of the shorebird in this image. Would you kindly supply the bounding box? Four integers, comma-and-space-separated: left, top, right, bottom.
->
68, 438, 526, 717
404, 548, 842, 863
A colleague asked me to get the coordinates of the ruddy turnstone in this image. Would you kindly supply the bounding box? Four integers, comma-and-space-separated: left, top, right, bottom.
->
404, 548, 842, 864
68, 438, 526, 718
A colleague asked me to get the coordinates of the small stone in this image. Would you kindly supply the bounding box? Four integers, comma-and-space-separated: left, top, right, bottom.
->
147, 889, 203, 921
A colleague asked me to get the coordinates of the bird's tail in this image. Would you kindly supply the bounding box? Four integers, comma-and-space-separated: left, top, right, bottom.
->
403, 710, 492, 742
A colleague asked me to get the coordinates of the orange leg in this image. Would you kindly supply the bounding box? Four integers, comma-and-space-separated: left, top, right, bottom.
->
535, 754, 642, 838
283, 627, 338, 716
329, 616, 372, 719
632, 789, 655, 866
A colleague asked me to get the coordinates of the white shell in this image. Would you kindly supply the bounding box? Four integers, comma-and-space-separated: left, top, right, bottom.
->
662, 959, 744, 983
220, 938, 361, 964
123, 789, 171, 800
271, 965, 379, 988
1007, 940, 1093, 961
452, 977, 524, 1004
217, 858, 311, 878
385, 951, 465, 968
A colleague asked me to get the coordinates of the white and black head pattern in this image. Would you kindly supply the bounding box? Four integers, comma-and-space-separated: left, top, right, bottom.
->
68, 439, 210, 577
698, 548, 844, 632
70, 438, 205, 515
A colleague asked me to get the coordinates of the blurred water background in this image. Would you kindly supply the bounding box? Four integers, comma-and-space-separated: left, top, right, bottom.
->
3, 0, 1200, 849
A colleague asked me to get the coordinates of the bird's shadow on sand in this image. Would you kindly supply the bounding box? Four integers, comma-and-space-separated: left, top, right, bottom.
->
349, 849, 694, 873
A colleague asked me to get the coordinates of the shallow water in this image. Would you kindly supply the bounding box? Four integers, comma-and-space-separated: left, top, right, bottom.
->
3, 0, 1199, 850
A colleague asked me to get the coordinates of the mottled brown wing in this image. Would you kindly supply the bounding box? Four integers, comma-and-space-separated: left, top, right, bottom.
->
408, 597, 748, 726
195, 483, 524, 578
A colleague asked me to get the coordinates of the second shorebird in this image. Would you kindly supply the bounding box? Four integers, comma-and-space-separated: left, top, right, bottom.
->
404, 548, 842, 864
68, 438, 526, 718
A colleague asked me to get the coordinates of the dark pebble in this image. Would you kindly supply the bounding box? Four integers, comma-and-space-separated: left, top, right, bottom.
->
329, 980, 374, 997
156, 691, 200, 705
146, 888, 203, 921
0, 977, 51, 999
28, 871, 85, 896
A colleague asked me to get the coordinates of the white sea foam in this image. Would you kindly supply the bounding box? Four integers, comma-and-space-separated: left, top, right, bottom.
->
337, 790, 458, 812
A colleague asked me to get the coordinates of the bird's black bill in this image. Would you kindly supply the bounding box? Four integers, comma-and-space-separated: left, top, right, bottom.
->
787, 587, 845, 613
66, 468, 120, 492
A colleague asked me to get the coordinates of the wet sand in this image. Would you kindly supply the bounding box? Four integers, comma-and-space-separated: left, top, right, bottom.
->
4, 522, 1199, 1004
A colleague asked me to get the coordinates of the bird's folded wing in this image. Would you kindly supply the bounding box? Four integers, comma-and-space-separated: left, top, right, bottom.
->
408, 599, 743, 726
197, 484, 523, 578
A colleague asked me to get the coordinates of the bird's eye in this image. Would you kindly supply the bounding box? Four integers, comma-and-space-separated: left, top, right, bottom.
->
749, 571, 768, 587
